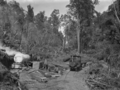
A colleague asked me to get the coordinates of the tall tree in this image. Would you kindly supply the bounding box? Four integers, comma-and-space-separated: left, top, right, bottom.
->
50, 9, 59, 26
0, 0, 6, 5
35, 11, 46, 30
27, 5, 34, 22
67, 0, 97, 54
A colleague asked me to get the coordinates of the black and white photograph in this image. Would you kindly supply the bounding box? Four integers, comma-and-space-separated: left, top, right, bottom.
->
0, 0, 119, 90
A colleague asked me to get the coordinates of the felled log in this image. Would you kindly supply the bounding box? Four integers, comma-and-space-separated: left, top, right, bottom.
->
86, 78, 113, 90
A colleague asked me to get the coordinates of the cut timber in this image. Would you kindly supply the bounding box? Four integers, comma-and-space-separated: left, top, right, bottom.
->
32, 61, 40, 70
51, 74, 61, 78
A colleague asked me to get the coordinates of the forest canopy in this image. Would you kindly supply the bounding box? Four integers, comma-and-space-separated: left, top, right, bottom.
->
0, 0, 120, 90
0, 0, 119, 60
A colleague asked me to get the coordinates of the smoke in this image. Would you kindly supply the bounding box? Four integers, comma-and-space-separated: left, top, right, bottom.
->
0, 41, 17, 56
58, 22, 66, 37
0, 41, 30, 62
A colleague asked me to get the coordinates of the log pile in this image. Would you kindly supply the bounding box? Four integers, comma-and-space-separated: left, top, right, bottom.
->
86, 62, 120, 90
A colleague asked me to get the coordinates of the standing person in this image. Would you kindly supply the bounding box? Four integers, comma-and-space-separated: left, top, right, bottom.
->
44, 59, 47, 70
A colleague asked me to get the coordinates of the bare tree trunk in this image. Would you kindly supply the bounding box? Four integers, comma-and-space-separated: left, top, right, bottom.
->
77, 27, 82, 54
19, 28, 23, 51
113, 0, 120, 23
77, 16, 82, 54
80, 27, 82, 53
77, 26, 80, 54
26, 22, 29, 53
63, 37, 65, 50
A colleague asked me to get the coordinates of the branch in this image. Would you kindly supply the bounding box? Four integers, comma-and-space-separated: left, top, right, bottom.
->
113, 0, 120, 24
86, 79, 113, 88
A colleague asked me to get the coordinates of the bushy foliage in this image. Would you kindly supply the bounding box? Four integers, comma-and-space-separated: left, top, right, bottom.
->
0, 0, 63, 59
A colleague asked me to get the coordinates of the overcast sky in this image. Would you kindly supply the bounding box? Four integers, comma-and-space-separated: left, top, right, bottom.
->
7, 0, 114, 16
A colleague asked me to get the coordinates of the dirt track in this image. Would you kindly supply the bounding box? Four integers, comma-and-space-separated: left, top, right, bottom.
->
57, 66, 89, 90
19, 67, 89, 90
